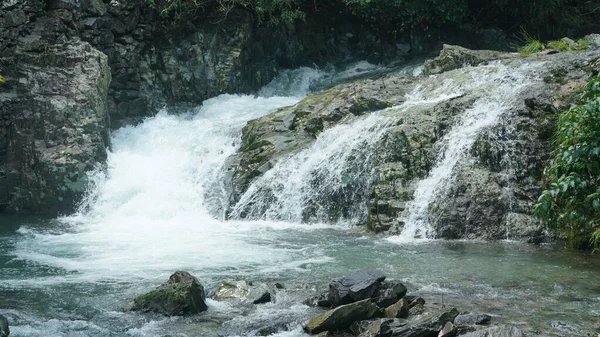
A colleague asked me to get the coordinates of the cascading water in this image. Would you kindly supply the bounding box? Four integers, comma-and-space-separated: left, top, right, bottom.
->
230, 113, 394, 223
3, 58, 600, 337
391, 61, 543, 242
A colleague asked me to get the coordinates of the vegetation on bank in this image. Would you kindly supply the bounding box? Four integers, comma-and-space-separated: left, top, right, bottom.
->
142, 0, 598, 38
535, 72, 600, 250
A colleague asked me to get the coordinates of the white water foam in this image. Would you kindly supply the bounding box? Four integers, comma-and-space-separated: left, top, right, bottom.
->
12, 67, 338, 284
390, 61, 543, 243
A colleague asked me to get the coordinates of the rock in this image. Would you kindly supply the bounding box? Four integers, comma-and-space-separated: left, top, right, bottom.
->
0, 315, 8, 337
303, 299, 382, 334
438, 322, 457, 337
388, 308, 459, 337
423, 44, 513, 75
408, 297, 426, 308
0, 39, 111, 215
384, 298, 409, 318
584, 34, 600, 47
373, 280, 408, 307
212, 280, 271, 304
131, 271, 208, 316
351, 318, 395, 337
560, 37, 577, 49
460, 325, 523, 337
327, 270, 386, 307
453, 313, 491, 326
305, 291, 332, 307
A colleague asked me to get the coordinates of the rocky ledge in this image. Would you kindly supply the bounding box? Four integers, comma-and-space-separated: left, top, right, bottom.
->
226, 38, 600, 242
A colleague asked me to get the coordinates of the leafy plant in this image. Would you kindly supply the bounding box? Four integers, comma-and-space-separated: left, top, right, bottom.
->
0, 75, 5, 83
534, 71, 600, 250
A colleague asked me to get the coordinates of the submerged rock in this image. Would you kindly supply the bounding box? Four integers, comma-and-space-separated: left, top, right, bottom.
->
454, 313, 491, 326
303, 299, 382, 334
460, 325, 523, 337
328, 269, 386, 307
0, 314, 8, 337
213, 280, 271, 304
131, 271, 207, 316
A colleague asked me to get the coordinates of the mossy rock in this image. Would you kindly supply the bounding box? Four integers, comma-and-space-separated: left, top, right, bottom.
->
131, 271, 207, 316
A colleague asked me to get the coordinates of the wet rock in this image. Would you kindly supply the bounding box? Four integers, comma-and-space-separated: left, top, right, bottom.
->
213, 280, 271, 304
438, 322, 457, 337
454, 313, 491, 326
0, 39, 111, 215
131, 271, 207, 316
388, 308, 459, 337
423, 44, 513, 75
350, 318, 395, 337
328, 270, 386, 307
374, 280, 408, 307
0, 314, 8, 337
384, 298, 409, 318
460, 325, 523, 337
305, 291, 332, 307
303, 299, 382, 334
584, 34, 600, 47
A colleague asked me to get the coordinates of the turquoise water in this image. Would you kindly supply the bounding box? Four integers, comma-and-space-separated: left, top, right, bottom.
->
1, 215, 600, 337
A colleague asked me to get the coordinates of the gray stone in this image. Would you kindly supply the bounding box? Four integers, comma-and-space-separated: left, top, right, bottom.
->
328, 270, 386, 307
213, 280, 271, 304
454, 313, 491, 326
131, 271, 208, 316
584, 34, 600, 47
387, 308, 459, 337
373, 280, 408, 308
423, 44, 513, 75
303, 299, 382, 334
384, 298, 409, 318
460, 325, 523, 337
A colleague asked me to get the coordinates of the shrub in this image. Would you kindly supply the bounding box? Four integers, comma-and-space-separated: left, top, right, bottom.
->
535, 72, 600, 250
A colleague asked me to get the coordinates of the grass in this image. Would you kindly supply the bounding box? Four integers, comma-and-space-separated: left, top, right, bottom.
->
517, 29, 545, 56
547, 39, 571, 50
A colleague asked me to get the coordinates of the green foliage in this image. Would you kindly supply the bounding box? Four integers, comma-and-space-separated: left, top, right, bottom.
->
0, 75, 4, 83
341, 0, 468, 31
547, 40, 571, 51
517, 30, 545, 56
143, 0, 304, 25
39, 0, 47, 15
535, 72, 600, 250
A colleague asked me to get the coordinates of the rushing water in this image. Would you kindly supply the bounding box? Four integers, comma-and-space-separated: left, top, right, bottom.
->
1, 63, 600, 337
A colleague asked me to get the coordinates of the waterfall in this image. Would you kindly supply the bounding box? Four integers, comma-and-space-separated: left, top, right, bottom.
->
390, 61, 543, 242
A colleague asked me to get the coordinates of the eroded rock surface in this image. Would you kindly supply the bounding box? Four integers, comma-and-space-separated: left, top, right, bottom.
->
227, 44, 600, 241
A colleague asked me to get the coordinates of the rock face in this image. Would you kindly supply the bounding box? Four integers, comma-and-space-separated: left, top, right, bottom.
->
228, 43, 600, 241
0, 35, 110, 214
0, 314, 8, 337
131, 271, 208, 316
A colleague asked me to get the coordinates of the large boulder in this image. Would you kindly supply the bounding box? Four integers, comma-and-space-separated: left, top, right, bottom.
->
328, 270, 386, 307
0, 314, 8, 337
303, 299, 382, 334
212, 280, 271, 304
423, 44, 514, 75
373, 280, 408, 308
131, 271, 208, 316
0, 38, 110, 215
